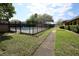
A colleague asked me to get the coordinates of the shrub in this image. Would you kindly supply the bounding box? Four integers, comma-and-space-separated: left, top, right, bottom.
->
64, 25, 79, 33
70, 25, 77, 33
76, 25, 79, 33
64, 26, 69, 30
59, 26, 64, 29
60, 25, 79, 33
68, 25, 70, 30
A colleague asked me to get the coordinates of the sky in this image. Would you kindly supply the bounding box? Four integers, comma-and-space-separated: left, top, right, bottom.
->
10, 3, 79, 23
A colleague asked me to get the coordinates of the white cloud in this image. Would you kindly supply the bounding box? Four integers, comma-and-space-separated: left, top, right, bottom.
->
10, 0, 79, 3
12, 3, 79, 23
68, 12, 77, 17
24, 3, 73, 22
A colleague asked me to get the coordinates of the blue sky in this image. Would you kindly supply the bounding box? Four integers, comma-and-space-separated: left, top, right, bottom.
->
10, 3, 79, 23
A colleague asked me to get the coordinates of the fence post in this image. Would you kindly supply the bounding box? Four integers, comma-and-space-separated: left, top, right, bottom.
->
32, 25, 34, 34
8, 21, 10, 32
32, 21, 34, 34
41, 22, 42, 31
29, 24, 30, 34
37, 22, 38, 33
20, 21, 21, 33
15, 21, 17, 32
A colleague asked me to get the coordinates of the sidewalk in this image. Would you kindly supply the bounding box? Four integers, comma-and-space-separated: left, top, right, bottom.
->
33, 30, 55, 56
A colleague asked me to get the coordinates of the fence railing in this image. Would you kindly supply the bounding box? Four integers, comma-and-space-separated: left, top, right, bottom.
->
9, 21, 52, 34
0, 21, 54, 34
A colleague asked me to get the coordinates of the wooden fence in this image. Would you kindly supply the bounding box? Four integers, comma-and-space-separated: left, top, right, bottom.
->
0, 21, 9, 33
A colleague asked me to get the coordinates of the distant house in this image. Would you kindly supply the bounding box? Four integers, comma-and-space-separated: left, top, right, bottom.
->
62, 17, 79, 26
0, 21, 9, 32
62, 20, 70, 26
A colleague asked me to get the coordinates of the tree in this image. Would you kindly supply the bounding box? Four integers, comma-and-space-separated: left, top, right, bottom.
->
42, 14, 53, 21
26, 13, 38, 25
56, 19, 63, 26
0, 3, 16, 21
39, 14, 53, 24
26, 13, 53, 25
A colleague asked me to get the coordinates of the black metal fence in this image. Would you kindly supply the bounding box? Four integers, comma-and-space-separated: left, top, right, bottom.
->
9, 21, 53, 35
0, 21, 54, 34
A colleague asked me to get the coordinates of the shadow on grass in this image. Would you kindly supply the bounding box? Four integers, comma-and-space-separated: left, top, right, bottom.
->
0, 35, 12, 43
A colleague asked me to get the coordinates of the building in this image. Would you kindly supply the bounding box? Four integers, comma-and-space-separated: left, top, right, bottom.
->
62, 17, 79, 26
0, 21, 9, 32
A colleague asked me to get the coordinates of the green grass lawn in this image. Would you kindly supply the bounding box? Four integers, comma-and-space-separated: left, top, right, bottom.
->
55, 28, 79, 56
0, 28, 52, 56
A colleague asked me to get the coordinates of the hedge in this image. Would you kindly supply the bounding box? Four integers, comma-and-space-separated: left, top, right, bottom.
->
60, 25, 79, 33
59, 26, 64, 29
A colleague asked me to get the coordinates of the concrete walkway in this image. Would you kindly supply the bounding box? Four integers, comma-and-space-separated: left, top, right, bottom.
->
33, 30, 56, 56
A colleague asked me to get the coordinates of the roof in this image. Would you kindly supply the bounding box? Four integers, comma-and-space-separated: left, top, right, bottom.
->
62, 20, 70, 23
68, 16, 79, 22
62, 16, 79, 24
